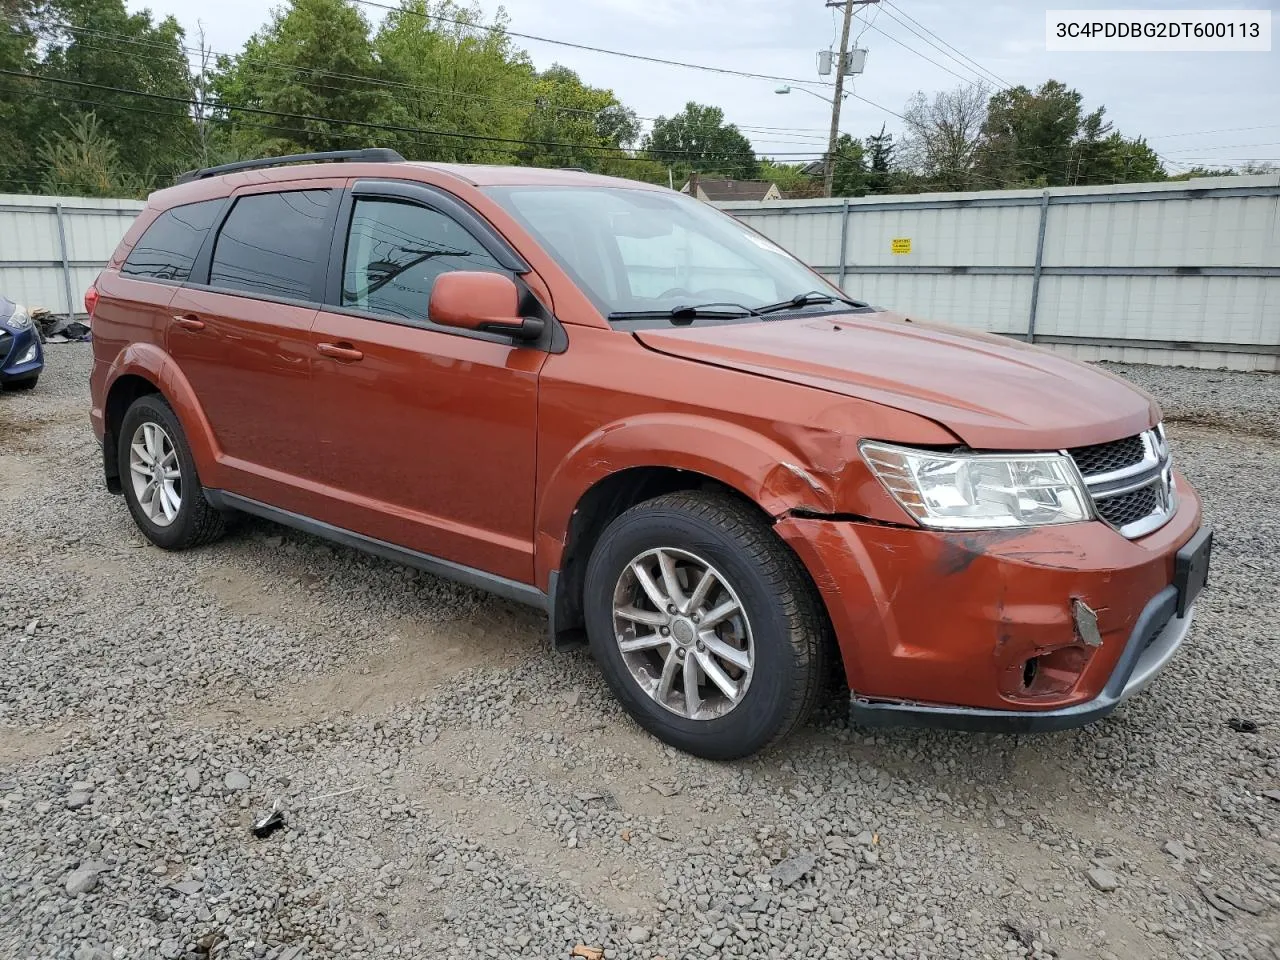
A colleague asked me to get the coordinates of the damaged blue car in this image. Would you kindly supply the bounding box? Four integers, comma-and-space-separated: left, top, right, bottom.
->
0, 296, 43, 391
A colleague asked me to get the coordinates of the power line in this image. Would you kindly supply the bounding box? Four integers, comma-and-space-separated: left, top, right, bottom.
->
18, 16, 863, 141
880, 1, 1011, 89
1149, 122, 1280, 140
861, 20, 992, 90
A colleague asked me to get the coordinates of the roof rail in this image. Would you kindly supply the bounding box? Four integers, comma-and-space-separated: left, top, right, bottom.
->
175, 148, 405, 185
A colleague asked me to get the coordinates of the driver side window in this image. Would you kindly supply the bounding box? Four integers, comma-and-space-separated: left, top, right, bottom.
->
342, 199, 505, 326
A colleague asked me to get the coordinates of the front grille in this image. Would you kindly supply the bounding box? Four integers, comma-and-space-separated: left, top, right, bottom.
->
1070, 428, 1175, 538
1095, 484, 1160, 528
1068, 435, 1145, 477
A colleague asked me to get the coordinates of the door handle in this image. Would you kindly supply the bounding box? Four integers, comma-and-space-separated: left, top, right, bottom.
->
316, 342, 364, 362
172, 314, 205, 331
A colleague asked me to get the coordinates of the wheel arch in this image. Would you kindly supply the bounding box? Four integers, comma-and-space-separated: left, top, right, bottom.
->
100, 343, 222, 491
538, 414, 841, 650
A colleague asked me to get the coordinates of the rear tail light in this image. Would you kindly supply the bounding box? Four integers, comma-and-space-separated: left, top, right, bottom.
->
84, 283, 100, 319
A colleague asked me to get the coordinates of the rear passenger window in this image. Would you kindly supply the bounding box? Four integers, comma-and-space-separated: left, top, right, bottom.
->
342, 199, 505, 325
209, 190, 334, 300
120, 199, 221, 282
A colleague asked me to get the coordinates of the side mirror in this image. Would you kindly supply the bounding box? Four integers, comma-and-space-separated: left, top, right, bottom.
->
429, 271, 544, 341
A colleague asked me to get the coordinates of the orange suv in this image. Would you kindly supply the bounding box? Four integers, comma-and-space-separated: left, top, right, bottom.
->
89, 149, 1212, 759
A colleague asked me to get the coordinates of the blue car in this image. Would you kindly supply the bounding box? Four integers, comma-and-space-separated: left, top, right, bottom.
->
0, 296, 43, 391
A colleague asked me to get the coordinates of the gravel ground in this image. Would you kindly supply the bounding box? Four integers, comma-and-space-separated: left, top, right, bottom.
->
2, 344, 1278, 960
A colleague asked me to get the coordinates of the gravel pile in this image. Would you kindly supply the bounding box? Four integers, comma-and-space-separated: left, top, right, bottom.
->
2, 345, 1277, 960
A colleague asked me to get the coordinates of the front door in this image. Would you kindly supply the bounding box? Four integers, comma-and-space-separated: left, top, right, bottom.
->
308, 190, 546, 583
167, 185, 339, 511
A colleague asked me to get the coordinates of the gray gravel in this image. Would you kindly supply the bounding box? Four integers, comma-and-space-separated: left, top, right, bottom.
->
2, 344, 1278, 960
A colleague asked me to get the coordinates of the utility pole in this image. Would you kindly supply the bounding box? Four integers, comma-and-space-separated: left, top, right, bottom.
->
824, 0, 878, 198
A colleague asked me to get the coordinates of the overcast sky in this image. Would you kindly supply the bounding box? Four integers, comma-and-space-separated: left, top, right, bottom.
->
130, 0, 1280, 172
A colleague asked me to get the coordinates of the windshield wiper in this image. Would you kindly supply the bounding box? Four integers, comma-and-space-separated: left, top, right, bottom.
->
756, 290, 868, 315
609, 301, 762, 325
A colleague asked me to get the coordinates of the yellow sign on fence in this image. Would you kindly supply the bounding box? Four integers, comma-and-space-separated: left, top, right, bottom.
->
890, 237, 912, 255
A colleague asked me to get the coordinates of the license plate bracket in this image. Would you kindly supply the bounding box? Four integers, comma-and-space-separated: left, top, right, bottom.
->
1174, 526, 1212, 617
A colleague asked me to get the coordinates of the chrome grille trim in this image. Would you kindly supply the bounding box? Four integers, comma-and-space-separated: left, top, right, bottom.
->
1067, 428, 1176, 539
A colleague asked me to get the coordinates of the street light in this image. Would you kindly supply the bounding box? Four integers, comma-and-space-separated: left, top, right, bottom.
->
774, 85, 846, 104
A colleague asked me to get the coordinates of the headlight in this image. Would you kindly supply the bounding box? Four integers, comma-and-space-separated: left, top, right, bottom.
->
3, 306, 32, 332
860, 441, 1092, 530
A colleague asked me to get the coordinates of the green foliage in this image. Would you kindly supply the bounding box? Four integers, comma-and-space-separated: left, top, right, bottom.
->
829, 133, 867, 197
517, 63, 635, 170
39, 0, 196, 182
374, 0, 530, 163
209, 0, 388, 156
0, 0, 44, 191
643, 102, 758, 180
864, 125, 896, 194
37, 111, 146, 196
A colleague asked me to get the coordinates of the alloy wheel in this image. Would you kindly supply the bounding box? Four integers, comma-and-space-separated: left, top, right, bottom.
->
128, 421, 182, 527
611, 547, 755, 720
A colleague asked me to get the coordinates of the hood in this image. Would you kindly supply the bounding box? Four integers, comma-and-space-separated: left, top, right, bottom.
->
635, 312, 1160, 450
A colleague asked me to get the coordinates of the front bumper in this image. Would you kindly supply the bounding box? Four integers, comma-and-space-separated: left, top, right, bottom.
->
776, 474, 1205, 728
850, 587, 1193, 731
0, 326, 43, 382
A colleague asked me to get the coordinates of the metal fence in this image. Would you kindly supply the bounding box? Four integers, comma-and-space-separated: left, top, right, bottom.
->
0, 193, 144, 319
4, 177, 1278, 371
720, 173, 1280, 372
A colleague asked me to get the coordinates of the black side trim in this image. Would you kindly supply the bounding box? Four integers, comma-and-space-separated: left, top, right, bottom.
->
850, 584, 1182, 733
205, 490, 547, 611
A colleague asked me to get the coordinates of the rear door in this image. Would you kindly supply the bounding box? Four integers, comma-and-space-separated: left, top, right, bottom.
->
305, 181, 549, 582
167, 183, 341, 510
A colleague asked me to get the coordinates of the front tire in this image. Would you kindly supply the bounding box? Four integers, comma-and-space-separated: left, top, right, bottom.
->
118, 394, 225, 550
583, 490, 828, 760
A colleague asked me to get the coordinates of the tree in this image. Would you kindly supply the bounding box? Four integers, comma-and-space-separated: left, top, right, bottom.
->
374, 0, 531, 163
517, 64, 635, 170
864, 124, 896, 194
37, 0, 197, 183
900, 84, 988, 191
209, 0, 387, 157
643, 102, 758, 180
829, 133, 867, 197
38, 111, 144, 196
978, 80, 1096, 186
1074, 132, 1165, 185
0, 0, 44, 191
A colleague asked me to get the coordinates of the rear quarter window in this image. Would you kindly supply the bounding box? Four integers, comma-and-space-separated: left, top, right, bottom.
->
209, 190, 335, 301
120, 199, 223, 282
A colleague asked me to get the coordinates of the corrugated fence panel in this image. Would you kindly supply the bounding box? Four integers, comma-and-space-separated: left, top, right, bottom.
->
0, 194, 143, 315
721, 174, 1280, 371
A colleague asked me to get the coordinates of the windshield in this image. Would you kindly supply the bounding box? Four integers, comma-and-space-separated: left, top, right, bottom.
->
484, 184, 851, 324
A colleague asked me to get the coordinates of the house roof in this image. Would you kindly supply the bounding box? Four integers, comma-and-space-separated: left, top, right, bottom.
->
688, 179, 777, 201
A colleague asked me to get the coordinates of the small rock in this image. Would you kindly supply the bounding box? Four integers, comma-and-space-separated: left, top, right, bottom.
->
1263, 790, 1280, 803
770, 852, 817, 887
24, 619, 38, 636
65, 867, 101, 896
263, 535, 284, 547
1215, 888, 1263, 915
65, 790, 92, 810
1086, 867, 1119, 892
171, 879, 204, 896
1163, 840, 1192, 860
183, 767, 201, 791
626, 927, 651, 944
224, 771, 251, 792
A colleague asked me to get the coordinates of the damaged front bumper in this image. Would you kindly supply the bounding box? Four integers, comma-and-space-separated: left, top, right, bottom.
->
776, 475, 1208, 732
850, 585, 1194, 732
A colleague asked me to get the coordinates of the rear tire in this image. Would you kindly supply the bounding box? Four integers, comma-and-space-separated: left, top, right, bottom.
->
583, 490, 828, 760
118, 394, 225, 550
